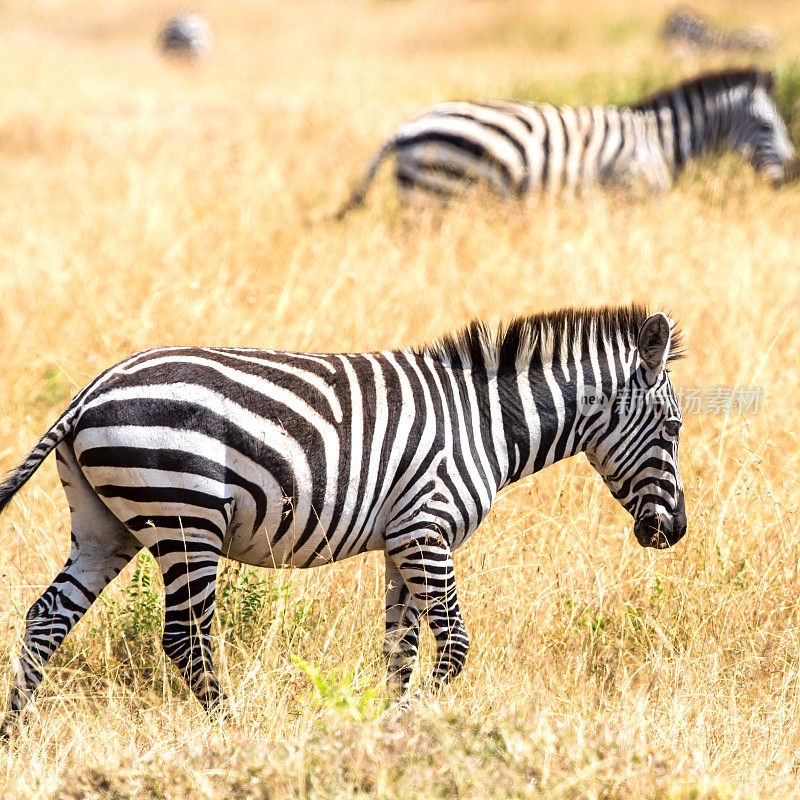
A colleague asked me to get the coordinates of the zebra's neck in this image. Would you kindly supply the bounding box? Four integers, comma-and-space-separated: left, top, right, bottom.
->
493, 341, 635, 489
638, 82, 749, 176
414, 307, 646, 495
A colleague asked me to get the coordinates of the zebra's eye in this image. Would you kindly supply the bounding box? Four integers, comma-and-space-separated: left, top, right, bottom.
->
664, 419, 682, 438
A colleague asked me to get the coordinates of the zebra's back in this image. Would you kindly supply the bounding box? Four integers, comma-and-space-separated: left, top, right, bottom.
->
390, 100, 666, 198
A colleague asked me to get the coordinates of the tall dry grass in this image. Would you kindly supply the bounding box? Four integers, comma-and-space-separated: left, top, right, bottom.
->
1, 0, 800, 797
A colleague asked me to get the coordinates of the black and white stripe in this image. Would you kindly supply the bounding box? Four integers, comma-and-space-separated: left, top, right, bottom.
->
1, 305, 686, 733
336, 68, 795, 215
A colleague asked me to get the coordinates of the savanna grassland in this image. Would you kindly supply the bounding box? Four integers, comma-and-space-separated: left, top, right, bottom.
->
1, 0, 800, 797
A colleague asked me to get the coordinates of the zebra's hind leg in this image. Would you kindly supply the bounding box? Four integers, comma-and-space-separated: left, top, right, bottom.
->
386, 528, 470, 690
144, 533, 225, 711
91, 473, 232, 712
1, 444, 141, 739
384, 560, 421, 696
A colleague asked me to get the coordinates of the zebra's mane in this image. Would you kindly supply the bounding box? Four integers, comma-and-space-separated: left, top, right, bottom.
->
413, 304, 684, 372
633, 67, 774, 110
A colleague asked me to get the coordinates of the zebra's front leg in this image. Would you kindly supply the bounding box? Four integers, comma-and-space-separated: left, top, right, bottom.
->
152, 541, 225, 711
387, 529, 469, 689
384, 561, 421, 696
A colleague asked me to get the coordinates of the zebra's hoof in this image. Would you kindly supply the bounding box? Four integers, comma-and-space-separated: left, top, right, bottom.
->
204, 692, 231, 721
383, 686, 423, 717
0, 717, 20, 744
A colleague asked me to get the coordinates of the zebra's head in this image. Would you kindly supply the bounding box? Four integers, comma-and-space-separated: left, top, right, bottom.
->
728, 71, 796, 185
584, 313, 686, 550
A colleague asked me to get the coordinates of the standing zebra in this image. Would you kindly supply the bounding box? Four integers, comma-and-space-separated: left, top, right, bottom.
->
663, 8, 777, 53
336, 68, 795, 215
158, 12, 214, 61
0, 305, 686, 735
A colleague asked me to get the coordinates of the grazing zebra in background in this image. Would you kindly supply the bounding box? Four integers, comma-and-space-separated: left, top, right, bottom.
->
0, 305, 687, 735
336, 68, 795, 215
663, 7, 777, 53
158, 12, 214, 60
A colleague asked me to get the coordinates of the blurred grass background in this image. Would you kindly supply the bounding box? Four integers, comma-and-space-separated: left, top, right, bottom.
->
1, 0, 800, 797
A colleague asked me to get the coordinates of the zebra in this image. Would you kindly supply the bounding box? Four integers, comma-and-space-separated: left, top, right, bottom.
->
158, 12, 214, 61
0, 305, 686, 736
663, 7, 777, 53
335, 68, 795, 216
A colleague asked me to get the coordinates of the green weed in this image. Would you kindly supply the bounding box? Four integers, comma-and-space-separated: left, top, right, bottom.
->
291, 654, 386, 721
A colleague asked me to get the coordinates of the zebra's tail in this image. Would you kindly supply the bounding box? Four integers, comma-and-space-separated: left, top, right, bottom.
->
334, 136, 399, 220
0, 405, 79, 516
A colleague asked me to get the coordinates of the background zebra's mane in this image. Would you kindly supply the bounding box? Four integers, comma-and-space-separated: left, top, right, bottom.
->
633, 67, 774, 110
413, 304, 684, 372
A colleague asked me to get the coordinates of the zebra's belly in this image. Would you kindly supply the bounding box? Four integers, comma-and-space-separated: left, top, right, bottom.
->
220, 506, 386, 569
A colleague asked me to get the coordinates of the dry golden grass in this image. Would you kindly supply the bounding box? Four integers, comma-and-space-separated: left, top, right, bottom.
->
1, 0, 800, 797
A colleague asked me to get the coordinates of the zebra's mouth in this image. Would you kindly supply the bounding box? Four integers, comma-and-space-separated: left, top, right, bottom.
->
633, 508, 687, 549
759, 159, 797, 186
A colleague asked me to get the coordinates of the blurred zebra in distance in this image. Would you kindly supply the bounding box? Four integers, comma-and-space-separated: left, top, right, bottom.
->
336, 69, 795, 216
158, 12, 214, 60
663, 7, 777, 53
1, 305, 686, 734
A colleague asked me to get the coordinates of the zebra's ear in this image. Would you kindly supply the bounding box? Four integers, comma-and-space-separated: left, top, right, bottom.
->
752, 70, 775, 94
637, 313, 673, 376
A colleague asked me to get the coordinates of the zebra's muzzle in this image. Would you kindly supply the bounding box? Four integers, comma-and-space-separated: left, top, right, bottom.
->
633, 491, 687, 549
760, 157, 798, 186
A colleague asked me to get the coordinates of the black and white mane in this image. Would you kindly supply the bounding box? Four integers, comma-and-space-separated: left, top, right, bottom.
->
414, 304, 685, 372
